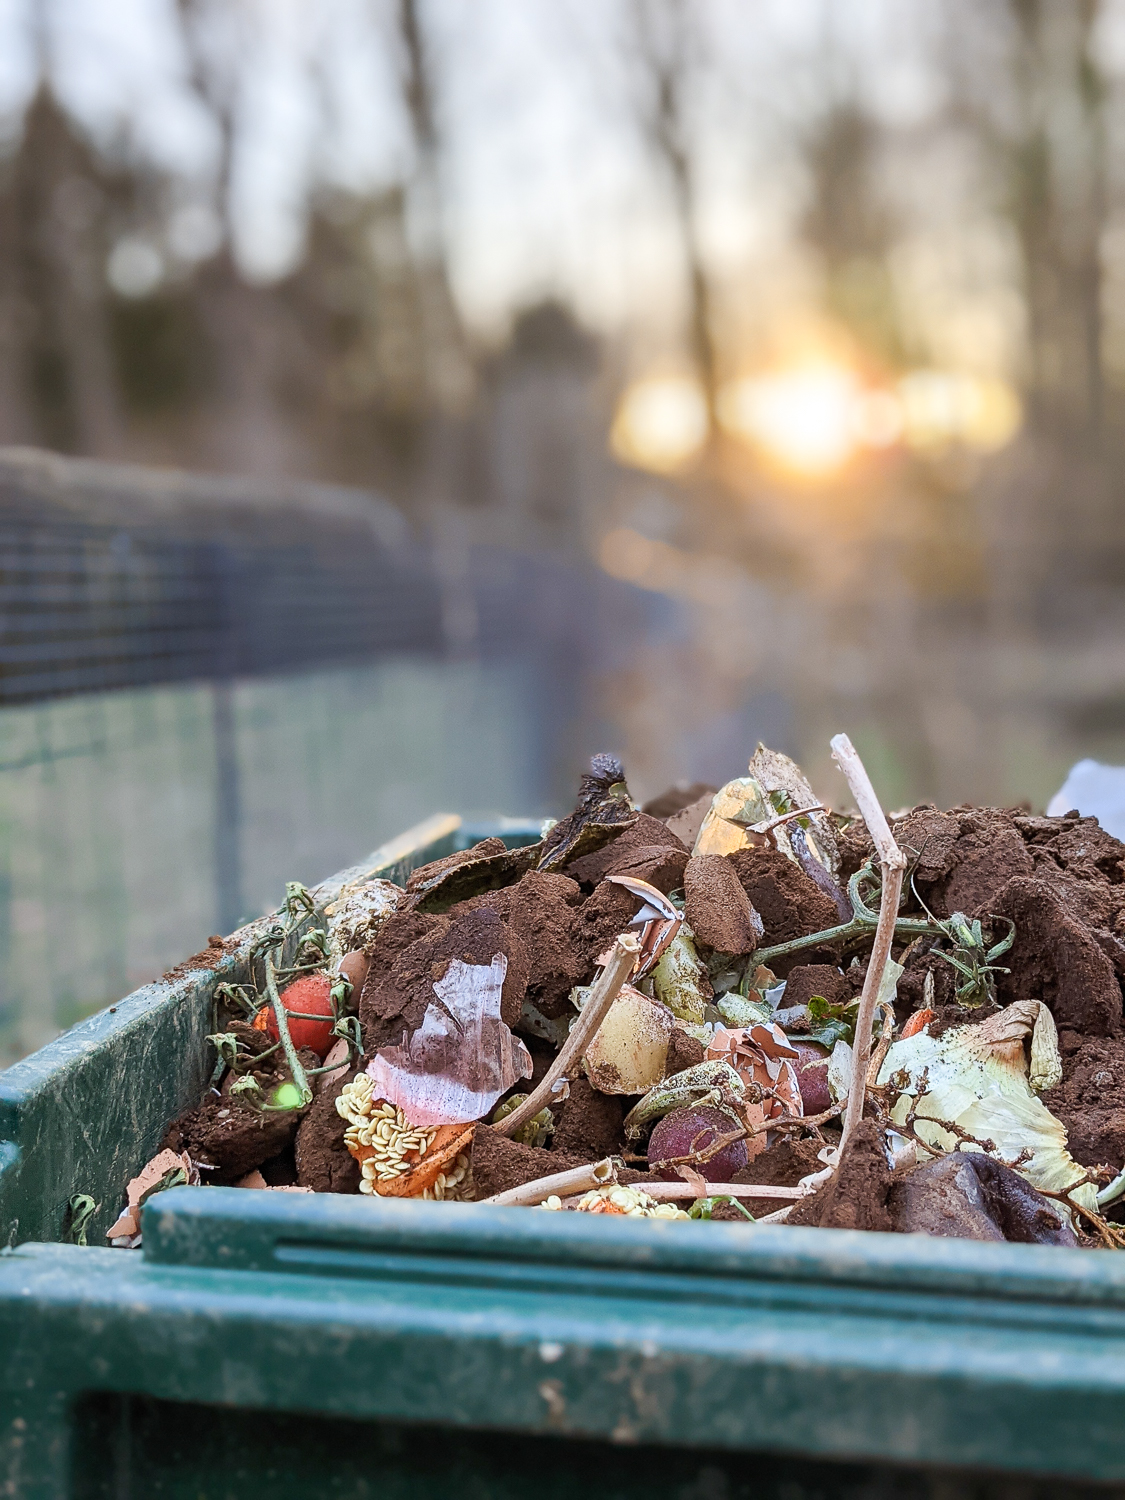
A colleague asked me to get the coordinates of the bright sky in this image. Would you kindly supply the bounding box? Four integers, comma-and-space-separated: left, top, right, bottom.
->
0, 0, 947, 336
5, 0, 1125, 364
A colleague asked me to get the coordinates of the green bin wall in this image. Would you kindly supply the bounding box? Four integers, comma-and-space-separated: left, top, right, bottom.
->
4, 816, 1125, 1498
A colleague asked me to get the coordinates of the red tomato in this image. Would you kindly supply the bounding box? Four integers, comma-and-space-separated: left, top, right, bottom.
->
268, 973, 335, 1058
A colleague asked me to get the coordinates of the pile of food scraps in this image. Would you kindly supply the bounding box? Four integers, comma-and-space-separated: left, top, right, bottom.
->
107, 735, 1125, 1248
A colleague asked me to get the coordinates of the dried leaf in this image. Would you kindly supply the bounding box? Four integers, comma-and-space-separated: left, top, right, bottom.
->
365, 953, 533, 1126
410, 843, 540, 914
537, 754, 638, 875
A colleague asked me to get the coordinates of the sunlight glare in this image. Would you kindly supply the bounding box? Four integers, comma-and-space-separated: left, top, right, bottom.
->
719, 364, 861, 474
611, 376, 708, 472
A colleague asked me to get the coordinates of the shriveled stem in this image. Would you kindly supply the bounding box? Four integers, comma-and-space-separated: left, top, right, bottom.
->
481, 1157, 619, 1206
830, 733, 906, 1153
642, 1181, 808, 1202
494, 932, 640, 1139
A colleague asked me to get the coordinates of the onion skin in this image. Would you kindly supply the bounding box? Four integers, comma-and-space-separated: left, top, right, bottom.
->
791, 1039, 831, 1114
268, 974, 336, 1058
647, 1105, 748, 1182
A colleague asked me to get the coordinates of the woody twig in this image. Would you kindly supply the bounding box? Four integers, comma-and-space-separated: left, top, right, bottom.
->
830, 733, 907, 1152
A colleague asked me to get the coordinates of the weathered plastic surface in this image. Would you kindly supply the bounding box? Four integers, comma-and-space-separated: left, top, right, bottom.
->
5, 814, 1125, 1497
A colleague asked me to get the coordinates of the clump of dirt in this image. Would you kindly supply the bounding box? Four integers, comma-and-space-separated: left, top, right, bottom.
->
551, 1078, 629, 1159
469, 1126, 595, 1198
989, 876, 1122, 1036
295, 1073, 362, 1192
894, 947, 961, 1015
733, 1136, 823, 1218
573, 879, 646, 970
921, 816, 1034, 918
359, 907, 530, 1051
163, 932, 239, 982
779, 964, 848, 1014
1041, 1035, 1125, 1170
564, 813, 687, 888
837, 818, 874, 882
602, 842, 689, 896
164, 1044, 319, 1182
642, 783, 717, 820
1038, 817, 1125, 884
664, 1028, 705, 1075
460, 870, 586, 1020
788, 1120, 893, 1232
683, 854, 760, 955
725, 846, 841, 972
891, 806, 961, 883
405, 838, 508, 893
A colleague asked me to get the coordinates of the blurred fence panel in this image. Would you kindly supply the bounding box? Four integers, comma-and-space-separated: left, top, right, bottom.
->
0, 448, 682, 1064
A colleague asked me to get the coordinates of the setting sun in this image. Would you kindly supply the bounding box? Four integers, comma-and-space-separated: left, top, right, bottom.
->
718, 364, 861, 475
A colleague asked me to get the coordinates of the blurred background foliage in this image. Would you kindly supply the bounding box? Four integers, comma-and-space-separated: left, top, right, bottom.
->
4, 0, 1125, 1056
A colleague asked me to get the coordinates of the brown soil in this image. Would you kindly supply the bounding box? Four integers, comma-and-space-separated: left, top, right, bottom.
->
780, 964, 848, 1014
258, 1144, 299, 1186
923, 817, 1034, 918
551, 1078, 629, 1159
683, 855, 760, 955
295, 1072, 362, 1192
469, 1126, 594, 1198
891, 807, 961, 883
642, 783, 717, 820
837, 818, 875, 883
733, 1136, 823, 1218
502, 872, 586, 1018
163, 932, 239, 982
894, 947, 960, 1015
787, 1120, 893, 1232
602, 843, 689, 896
359, 907, 530, 1051
725, 847, 840, 973
989, 876, 1122, 1036
163, 1047, 318, 1182
664, 1028, 705, 1075
573, 879, 646, 971
564, 813, 687, 888
1041, 1035, 1125, 1169
1038, 817, 1125, 883
405, 838, 507, 893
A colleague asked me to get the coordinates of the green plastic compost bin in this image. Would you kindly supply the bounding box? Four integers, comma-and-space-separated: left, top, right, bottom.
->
5, 815, 1125, 1500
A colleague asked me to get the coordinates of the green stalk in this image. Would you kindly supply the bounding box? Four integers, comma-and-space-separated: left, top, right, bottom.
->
264, 952, 313, 1108
754, 914, 942, 968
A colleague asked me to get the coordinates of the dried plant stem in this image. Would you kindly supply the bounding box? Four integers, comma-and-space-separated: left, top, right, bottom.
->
830, 733, 906, 1153
481, 1158, 619, 1206
642, 1182, 808, 1202
494, 932, 640, 1139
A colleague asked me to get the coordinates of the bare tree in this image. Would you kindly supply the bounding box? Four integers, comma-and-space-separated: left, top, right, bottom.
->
626, 0, 718, 439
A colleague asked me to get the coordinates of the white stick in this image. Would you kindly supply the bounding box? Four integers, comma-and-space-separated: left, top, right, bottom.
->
642, 1181, 808, 1201
830, 733, 906, 1152
493, 932, 640, 1139
480, 1158, 618, 1206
